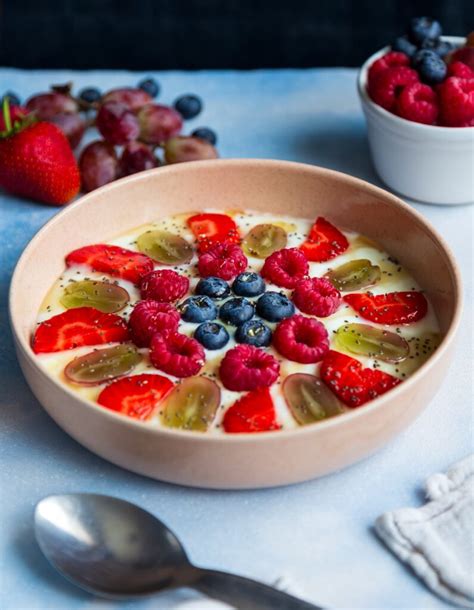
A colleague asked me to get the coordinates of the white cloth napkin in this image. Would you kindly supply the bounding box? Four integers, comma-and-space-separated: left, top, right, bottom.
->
376, 454, 474, 609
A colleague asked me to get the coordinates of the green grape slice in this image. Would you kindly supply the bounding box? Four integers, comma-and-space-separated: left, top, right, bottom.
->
335, 323, 409, 362
161, 377, 220, 431
136, 230, 193, 265
242, 224, 287, 258
283, 373, 345, 425
60, 280, 129, 313
64, 344, 142, 385
326, 259, 381, 291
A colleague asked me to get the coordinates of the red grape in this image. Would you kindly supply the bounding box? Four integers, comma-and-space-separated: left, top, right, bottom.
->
79, 140, 119, 192
96, 102, 140, 145
164, 136, 218, 164
102, 88, 152, 111
120, 141, 157, 176
137, 104, 182, 145
49, 112, 86, 148
26, 92, 78, 120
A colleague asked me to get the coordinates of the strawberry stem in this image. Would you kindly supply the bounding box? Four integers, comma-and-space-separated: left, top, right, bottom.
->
2, 97, 12, 133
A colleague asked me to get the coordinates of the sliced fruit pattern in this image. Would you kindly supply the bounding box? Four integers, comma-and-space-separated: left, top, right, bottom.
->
33, 211, 438, 432
223, 387, 280, 433
187, 213, 240, 253
283, 373, 345, 425
299, 217, 349, 262
64, 344, 142, 385
320, 350, 401, 408
60, 279, 129, 313
343, 291, 428, 325
160, 377, 220, 431
98, 374, 173, 421
32, 307, 129, 353
66, 244, 154, 285
335, 323, 409, 363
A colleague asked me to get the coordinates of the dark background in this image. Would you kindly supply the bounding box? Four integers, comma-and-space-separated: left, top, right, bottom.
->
0, 0, 471, 70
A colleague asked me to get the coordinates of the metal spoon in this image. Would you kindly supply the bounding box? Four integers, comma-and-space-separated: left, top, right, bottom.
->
34, 494, 322, 609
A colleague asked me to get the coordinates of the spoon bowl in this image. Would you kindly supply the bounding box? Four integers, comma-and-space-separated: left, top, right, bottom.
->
35, 494, 191, 597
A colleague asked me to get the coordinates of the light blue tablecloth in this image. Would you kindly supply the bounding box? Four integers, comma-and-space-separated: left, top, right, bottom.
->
0, 67, 472, 610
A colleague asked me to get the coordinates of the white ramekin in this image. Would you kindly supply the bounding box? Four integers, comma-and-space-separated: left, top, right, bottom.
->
358, 37, 473, 205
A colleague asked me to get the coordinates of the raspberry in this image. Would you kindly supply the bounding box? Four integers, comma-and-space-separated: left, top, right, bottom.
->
129, 300, 180, 347
197, 242, 248, 281
140, 269, 189, 303
273, 315, 329, 364
367, 52, 410, 92
261, 248, 309, 289
292, 277, 341, 317
219, 344, 280, 391
370, 66, 419, 112
447, 61, 474, 79
438, 77, 474, 127
150, 332, 205, 377
397, 82, 439, 125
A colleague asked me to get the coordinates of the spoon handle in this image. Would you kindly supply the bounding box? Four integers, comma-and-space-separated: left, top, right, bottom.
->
192, 568, 323, 610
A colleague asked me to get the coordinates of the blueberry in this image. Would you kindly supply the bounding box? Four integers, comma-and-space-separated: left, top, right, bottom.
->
220, 297, 254, 326
138, 77, 160, 99
191, 127, 217, 145
2, 91, 20, 106
422, 38, 453, 58
235, 319, 272, 347
194, 321, 229, 350
232, 272, 266, 297
195, 276, 230, 300
256, 291, 295, 322
392, 36, 417, 58
409, 17, 442, 45
174, 94, 202, 120
412, 49, 447, 84
78, 87, 102, 104
179, 295, 217, 323
412, 49, 433, 68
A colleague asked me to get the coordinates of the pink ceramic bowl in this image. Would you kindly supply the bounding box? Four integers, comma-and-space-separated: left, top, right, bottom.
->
9, 160, 462, 489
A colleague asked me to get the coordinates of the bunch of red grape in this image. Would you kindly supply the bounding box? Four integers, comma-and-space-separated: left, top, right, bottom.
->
3, 78, 218, 193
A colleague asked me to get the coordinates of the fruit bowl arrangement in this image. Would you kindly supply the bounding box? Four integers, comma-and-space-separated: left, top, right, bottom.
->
9, 159, 461, 488
0, 79, 218, 205
358, 17, 474, 205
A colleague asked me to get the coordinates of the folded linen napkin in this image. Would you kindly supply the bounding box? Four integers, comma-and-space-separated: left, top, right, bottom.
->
376, 454, 474, 609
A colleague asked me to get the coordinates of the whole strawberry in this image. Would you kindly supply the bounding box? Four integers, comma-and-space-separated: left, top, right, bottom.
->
0, 100, 80, 205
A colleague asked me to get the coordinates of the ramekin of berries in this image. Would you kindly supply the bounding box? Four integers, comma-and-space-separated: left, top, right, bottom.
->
358, 18, 474, 205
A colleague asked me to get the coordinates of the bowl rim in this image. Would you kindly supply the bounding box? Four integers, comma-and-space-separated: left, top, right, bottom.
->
357, 35, 473, 134
9, 159, 463, 444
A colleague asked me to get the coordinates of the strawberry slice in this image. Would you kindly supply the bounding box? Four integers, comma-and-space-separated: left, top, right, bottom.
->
98, 373, 173, 420
66, 244, 154, 285
343, 291, 427, 325
32, 307, 129, 354
222, 387, 280, 433
299, 217, 349, 262
187, 213, 240, 253
320, 350, 400, 408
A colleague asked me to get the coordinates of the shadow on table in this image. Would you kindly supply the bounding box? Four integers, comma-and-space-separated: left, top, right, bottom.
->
290, 119, 384, 188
